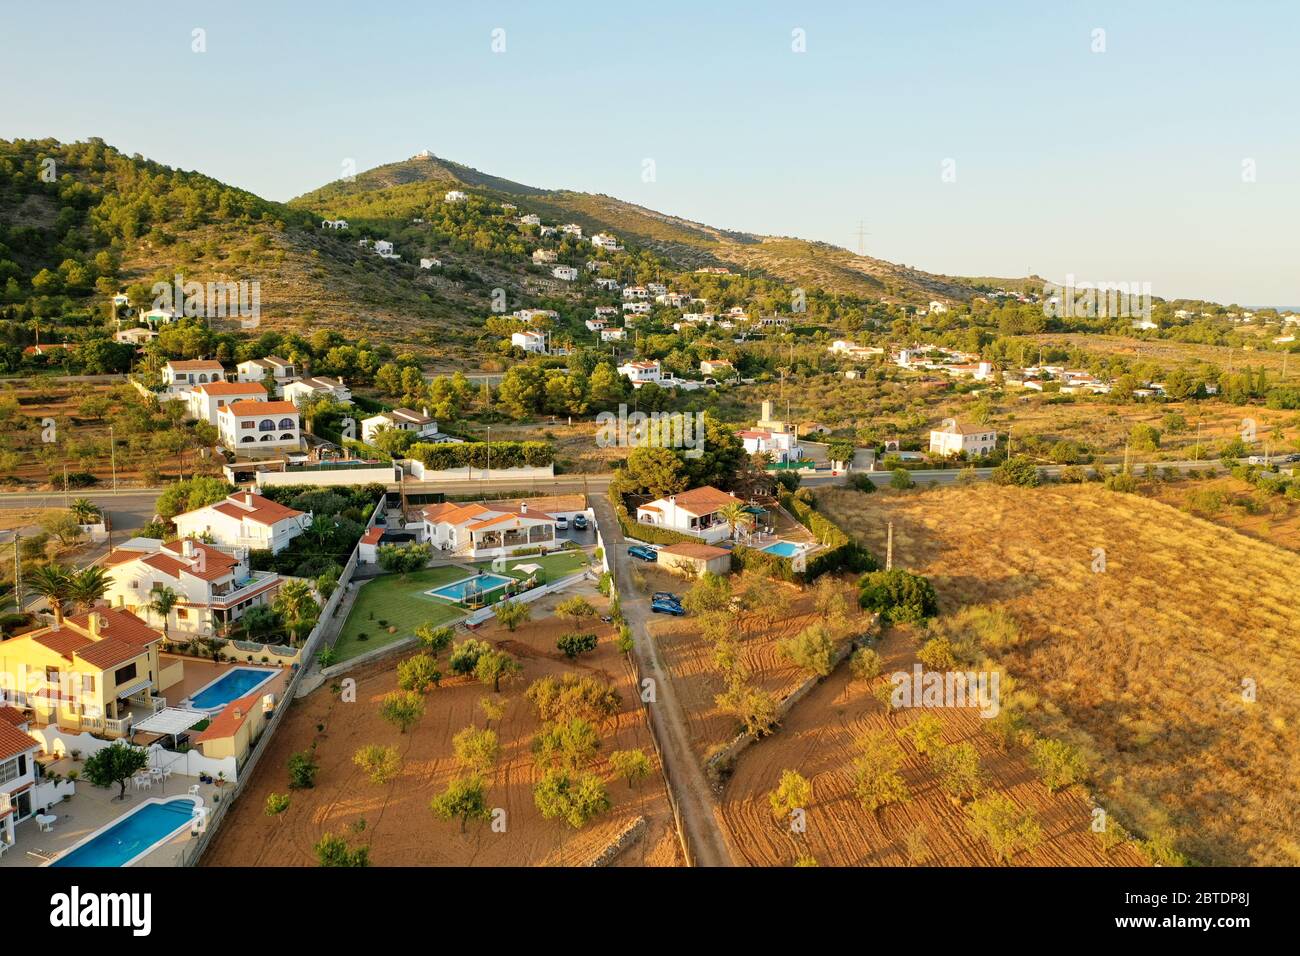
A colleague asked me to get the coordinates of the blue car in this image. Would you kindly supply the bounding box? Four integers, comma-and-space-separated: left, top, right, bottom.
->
651, 597, 686, 615
652, 592, 682, 605
628, 545, 658, 562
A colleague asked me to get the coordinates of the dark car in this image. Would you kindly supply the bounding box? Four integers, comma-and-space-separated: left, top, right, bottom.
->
651, 597, 686, 615
652, 591, 682, 606
572, 514, 588, 530
628, 545, 658, 562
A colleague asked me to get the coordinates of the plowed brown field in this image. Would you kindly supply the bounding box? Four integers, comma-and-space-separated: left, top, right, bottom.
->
202, 606, 683, 867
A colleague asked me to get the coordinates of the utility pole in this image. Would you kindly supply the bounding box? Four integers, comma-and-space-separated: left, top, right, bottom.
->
885, 521, 894, 572
109, 425, 117, 492
62, 462, 70, 509
12, 532, 21, 612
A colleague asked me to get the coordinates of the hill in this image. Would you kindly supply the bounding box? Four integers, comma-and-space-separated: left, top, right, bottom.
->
293, 150, 1003, 305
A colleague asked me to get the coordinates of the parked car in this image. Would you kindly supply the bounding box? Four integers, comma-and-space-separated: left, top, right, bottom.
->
628, 545, 658, 562
651, 596, 686, 615
555, 515, 569, 530
652, 591, 682, 606
572, 514, 588, 530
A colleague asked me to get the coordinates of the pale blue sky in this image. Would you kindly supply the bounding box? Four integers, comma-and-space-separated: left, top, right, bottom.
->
3, 1, 1297, 304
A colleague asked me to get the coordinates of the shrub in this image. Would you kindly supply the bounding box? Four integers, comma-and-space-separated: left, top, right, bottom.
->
991, 455, 1041, 487
858, 569, 938, 624
287, 749, 319, 789
556, 632, 598, 659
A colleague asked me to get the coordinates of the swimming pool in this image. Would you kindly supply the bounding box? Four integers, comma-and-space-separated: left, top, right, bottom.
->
427, 573, 514, 603
762, 541, 803, 557
49, 796, 201, 867
184, 666, 277, 713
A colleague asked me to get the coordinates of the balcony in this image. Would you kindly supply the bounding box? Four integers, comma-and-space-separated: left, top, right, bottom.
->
208, 571, 280, 608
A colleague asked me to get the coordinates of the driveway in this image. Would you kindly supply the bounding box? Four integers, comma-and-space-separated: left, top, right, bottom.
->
591, 496, 736, 867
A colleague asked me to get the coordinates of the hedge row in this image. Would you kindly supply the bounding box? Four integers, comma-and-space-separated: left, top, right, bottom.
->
407, 440, 553, 470
780, 491, 876, 579
607, 486, 697, 547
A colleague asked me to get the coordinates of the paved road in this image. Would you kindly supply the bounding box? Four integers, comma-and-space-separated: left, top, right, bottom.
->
591, 495, 736, 868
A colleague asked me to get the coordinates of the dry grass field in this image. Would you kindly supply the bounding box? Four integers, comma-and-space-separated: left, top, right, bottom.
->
718, 627, 1147, 867
203, 598, 682, 867
817, 483, 1300, 866
1143, 475, 1300, 554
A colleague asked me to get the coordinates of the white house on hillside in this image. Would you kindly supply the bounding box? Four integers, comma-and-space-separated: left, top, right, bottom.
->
103, 539, 281, 637
552, 265, 578, 281
360, 407, 440, 444
173, 491, 311, 555
445, 190, 468, 203
321, 219, 350, 229
512, 331, 547, 353
283, 376, 352, 406
420, 257, 442, 269
187, 381, 267, 426
929, 419, 997, 458
635, 486, 743, 544
164, 359, 225, 389
419, 500, 557, 558
218, 400, 301, 453
236, 356, 297, 385
0, 708, 44, 849
617, 360, 662, 387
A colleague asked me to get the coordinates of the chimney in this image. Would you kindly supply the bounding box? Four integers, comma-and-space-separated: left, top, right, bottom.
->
89, 612, 104, 637
520, 502, 527, 515
761, 400, 773, 422
182, 539, 194, 558
244, 492, 255, 509
422, 407, 431, 419
668, 495, 676, 505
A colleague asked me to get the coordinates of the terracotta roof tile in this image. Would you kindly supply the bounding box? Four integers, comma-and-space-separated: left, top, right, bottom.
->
0, 720, 40, 762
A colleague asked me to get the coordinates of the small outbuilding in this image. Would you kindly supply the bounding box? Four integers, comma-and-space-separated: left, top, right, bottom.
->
657, 541, 732, 577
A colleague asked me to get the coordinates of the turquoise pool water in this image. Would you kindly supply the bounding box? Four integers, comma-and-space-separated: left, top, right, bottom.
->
187, 666, 276, 711
427, 573, 514, 602
762, 541, 802, 557
50, 798, 197, 867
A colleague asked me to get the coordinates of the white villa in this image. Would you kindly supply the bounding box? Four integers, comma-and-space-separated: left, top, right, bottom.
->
623, 301, 652, 315
929, 420, 998, 458
419, 501, 557, 558
419, 257, 442, 269
617, 360, 662, 387
0, 708, 44, 851
829, 340, 885, 360
532, 249, 558, 264
591, 233, 621, 250
635, 486, 743, 544
217, 400, 302, 453
103, 538, 282, 637
445, 190, 468, 203
600, 328, 627, 342
622, 286, 649, 300
236, 356, 297, 385
700, 359, 734, 377
739, 428, 802, 463
172, 491, 311, 555
164, 359, 225, 389
321, 219, 350, 229
282, 376, 352, 406
552, 265, 579, 281
186, 381, 268, 426
360, 407, 440, 444
114, 327, 157, 346
512, 330, 547, 353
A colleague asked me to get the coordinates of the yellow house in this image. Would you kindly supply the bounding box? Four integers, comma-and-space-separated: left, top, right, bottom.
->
192, 690, 270, 762
0, 608, 168, 738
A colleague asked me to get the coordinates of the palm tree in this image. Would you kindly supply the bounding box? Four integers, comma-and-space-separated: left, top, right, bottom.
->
70, 498, 102, 525
148, 586, 179, 639
716, 502, 755, 542
69, 565, 115, 611
27, 563, 73, 627
273, 579, 319, 645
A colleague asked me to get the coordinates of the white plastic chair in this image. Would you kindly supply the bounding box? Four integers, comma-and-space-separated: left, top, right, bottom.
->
139, 775, 152, 790
188, 784, 201, 796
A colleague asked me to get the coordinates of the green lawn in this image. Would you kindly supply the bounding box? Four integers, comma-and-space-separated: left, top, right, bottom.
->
472, 549, 593, 583
332, 566, 468, 662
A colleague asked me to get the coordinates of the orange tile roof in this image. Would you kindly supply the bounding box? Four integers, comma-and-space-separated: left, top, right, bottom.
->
0, 719, 40, 762
167, 360, 224, 371
360, 526, 384, 545
0, 706, 28, 727
224, 400, 299, 416
664, 486, 741, 516
32, 629, 93, 660
206, 492, 304, 527
193, 691, 265, 744
76, 636, 148, 670
197, 381, 266, 396
465, 510, 554, 531
64, 608, 163, 647
659, 541, 731, 560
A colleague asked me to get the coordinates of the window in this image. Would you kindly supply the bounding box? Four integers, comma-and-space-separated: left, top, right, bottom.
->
280, 433, 295, 440
176, 608, 189, 619
278, 418, 295, 429
114, 662, 137, 685
240, 420, 255, 430
83, 674, 95, 693
258, 419, 275, 432
0, 757, 20, 785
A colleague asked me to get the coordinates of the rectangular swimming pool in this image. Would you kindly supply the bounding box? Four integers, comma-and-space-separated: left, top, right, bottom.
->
50, 796, 200, 867
185, 666, 277, 713
426, 573, 514, 603
762, 541, 803, 557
